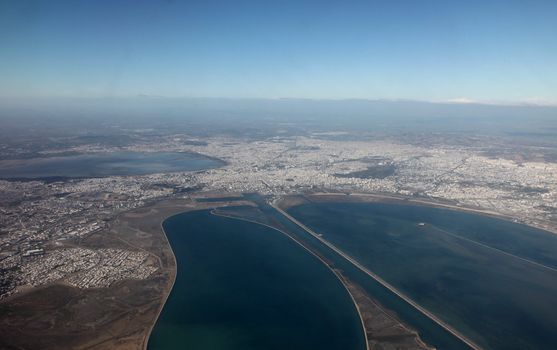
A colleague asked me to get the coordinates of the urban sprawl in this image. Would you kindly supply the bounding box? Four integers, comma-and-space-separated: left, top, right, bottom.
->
1, 134, 556, 299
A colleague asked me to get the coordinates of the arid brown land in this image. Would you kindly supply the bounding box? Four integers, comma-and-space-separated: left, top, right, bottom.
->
0, 196, 249, 350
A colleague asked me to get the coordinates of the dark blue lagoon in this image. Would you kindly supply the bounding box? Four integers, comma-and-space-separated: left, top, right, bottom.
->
287, 201, 557, 350
148, 210, 366, 350
0, 152, 222, 180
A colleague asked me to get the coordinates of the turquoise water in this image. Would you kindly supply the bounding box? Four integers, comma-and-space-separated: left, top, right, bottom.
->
287, 201, 557, 350
0, 152, 222, 179
148, 210, 366, 350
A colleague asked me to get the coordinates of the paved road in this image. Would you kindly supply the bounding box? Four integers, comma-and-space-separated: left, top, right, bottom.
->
272, 202, 481, 350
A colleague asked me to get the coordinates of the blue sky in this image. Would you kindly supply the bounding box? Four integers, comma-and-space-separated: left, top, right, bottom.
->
1, 0, 556, 104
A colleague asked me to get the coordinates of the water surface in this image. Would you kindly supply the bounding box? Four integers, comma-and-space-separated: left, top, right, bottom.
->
149, 209, 366, 350
287, 201, 557, 350
0, 151, 222, 179
245, 195, 471, 350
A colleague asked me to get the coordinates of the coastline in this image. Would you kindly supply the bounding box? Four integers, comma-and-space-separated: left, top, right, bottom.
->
276, 191, 557, 350
0, 199, 197, 349
300, 191, 557, 236
137, 197, 255, 349
210, 210, 371, 350
272, 201, 481, 350
136, 190, 556, 349
212, 203, 438, 349
140, 218, 178, 350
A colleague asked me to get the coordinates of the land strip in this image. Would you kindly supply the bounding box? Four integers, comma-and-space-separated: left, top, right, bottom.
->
0, 197, 251, 350
272, 200, 480, 350
306, 191, 557, 235
214, 203, 432, 350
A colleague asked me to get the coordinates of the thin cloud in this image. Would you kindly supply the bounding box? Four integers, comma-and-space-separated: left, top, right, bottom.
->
439, 97, 557, 107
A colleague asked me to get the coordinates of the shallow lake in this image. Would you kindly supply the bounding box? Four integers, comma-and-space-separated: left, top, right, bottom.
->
287, 201, 557, 350
148, 209, 366, 350
0, 152, 222, 179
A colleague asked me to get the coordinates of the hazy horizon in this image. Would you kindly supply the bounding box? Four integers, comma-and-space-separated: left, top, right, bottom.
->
2, 1, 556, 104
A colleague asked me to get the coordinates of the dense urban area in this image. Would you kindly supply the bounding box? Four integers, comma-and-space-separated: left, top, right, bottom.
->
1, 132, 557, 300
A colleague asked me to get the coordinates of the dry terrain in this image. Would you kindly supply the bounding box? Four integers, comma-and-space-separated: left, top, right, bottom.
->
0, 197, 249, 350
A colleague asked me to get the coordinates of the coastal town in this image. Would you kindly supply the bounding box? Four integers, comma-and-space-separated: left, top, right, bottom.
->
1, 133, 557, 300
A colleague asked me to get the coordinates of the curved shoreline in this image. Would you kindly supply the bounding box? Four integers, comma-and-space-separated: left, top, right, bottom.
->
141, 193, 478, 350
0, 151, 225, 182
294, 192, 557, 273
210, 210, 371, 350
141, 190, 556, 350
272, 202, 481, 350
138, 199, 256, 349
147, 207, 371, 350
311, 191, 557, 236
141, 215, 178, 350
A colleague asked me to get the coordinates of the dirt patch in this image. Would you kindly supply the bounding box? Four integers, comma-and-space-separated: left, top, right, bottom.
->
0, 198, 237, 349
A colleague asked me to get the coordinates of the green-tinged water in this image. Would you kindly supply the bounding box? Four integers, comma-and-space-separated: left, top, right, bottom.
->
148, 209, 366, 350
287, 201, 557, 350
